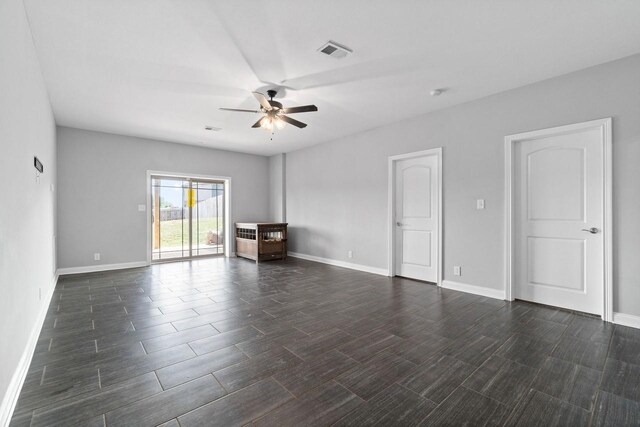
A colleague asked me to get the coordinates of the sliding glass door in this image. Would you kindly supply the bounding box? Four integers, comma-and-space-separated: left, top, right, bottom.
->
191, 180, 225, 257
151, 176, 224, 262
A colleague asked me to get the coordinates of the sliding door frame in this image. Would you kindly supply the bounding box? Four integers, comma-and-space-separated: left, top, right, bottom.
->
146, 170, 232, 265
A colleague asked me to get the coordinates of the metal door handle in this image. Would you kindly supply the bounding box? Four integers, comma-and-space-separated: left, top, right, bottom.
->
581, 227, 599, 234
396, 222, 404, 227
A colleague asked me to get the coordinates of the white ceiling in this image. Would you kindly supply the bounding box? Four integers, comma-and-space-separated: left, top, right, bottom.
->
24, 0, 640, 156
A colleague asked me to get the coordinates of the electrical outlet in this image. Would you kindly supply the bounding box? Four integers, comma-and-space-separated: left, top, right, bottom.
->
453, 266, 462, 276
347, 250, 353, 259
476, 199, 485, 210
94, 253, 101, 261
138, 204, 146, 212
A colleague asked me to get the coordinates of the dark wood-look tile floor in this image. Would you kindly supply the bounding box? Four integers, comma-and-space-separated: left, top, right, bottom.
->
9, 257, 640, 426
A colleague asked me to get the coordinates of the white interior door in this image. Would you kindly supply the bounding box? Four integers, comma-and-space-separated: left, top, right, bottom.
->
514, 126, 604, 315
395, 155, 438, 282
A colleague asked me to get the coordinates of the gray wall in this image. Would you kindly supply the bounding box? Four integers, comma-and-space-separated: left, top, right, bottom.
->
269, 154, 286, 222
0, 0, 56, 413
286, 53, 640, 317
57, 127, 270, 268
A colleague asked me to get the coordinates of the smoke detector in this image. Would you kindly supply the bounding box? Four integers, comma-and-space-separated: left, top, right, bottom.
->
317, 41, 352, 59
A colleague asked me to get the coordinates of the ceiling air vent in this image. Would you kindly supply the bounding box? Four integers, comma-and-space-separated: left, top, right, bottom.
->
317, 41, 352, 59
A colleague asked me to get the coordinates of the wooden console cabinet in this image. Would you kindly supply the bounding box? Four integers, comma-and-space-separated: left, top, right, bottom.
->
235, 223, 288, 263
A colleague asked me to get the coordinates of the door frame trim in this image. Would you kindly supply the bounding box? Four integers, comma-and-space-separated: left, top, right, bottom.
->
504, 118, 613, 321
387, 147, 443, 285
146, 170, 232, 265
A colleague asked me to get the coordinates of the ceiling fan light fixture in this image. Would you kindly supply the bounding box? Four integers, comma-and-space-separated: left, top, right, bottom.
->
261, 117, 273, 131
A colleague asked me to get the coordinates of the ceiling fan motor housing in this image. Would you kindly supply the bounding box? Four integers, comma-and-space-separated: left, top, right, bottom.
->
267, 100, 283, 110
265, 90, 282, 110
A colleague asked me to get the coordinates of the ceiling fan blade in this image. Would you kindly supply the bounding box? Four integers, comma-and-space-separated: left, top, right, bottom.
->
282, 105, 318, 114
251, 117, 266, 128
219, 108, 260, 113
253, 92, 272, 111
279, 115, 307, 128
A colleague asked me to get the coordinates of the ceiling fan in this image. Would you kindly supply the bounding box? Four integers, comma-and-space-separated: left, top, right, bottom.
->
220, 90, 318, 130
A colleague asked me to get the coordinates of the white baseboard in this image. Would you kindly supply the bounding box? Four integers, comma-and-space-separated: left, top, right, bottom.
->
441, 279, 506, 300
0, 273, 58, 427
288, 252, 388, 276
57, 261, 148, 276
613, 312, 640, 330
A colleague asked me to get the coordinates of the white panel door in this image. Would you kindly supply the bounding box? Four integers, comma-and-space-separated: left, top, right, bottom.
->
514, 127, 604, 314
395, 155, 438, 282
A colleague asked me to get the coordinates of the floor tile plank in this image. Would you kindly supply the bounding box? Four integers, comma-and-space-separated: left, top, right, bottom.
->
592, 391, 640, 427
31, 372, 161, 427
337, 351, 416, 400
334, 383, 435, 426
505, 389, 591, 427
253, 381, 362, 427
105, 375, 225, 427
600, 358, 640, 403
156, 345, 248, 389
420, 386, 509, 427
214, 347, 301, 392
463, 355, 537, 406
178, 378, 292, 426
551, 335, 608, 370
399, 354, 475, 404
531, 356, 601, 410
273, 349, 359, 397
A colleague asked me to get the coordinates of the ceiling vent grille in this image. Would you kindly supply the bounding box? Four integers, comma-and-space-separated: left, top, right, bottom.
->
317, 41, 352, 59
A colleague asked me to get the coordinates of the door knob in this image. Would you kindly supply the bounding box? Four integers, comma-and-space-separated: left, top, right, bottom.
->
396, 222, 404, 227
581, 227, 599, 234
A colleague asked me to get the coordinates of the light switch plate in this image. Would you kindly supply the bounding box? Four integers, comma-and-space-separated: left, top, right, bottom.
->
138, 204, 146, 212
476, 199, 485, 210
